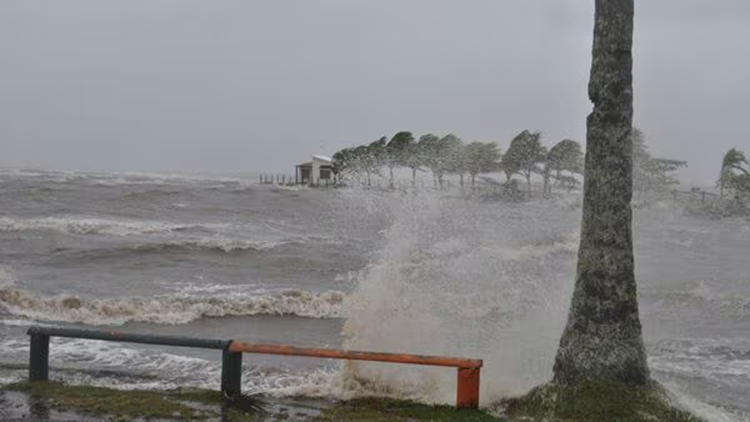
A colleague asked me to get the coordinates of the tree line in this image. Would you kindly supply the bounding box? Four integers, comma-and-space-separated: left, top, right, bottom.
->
332, 128, 687, 196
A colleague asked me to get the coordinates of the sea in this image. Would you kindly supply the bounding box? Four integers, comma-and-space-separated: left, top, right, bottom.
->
0, 168, 748, 421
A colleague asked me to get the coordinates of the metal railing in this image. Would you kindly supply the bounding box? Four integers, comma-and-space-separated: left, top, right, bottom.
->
26, 326, 483, 409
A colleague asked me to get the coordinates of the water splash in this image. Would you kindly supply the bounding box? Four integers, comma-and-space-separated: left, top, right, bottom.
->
338, 189, 579, 404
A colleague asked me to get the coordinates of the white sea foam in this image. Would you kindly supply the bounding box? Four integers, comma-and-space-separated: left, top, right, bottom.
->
0, 216, 200, 237
482, 232, 579, 261
0, 266, 15, 286
0, 318, 56, 328
651, 338, 750, 383
0, 286, 347, 325
663, 381, 749, 422
0, 168, 256, 187
0, 336, 430, 402
136, 236, 290, 253
0, 217, 310, 252
652, 280, 750, 318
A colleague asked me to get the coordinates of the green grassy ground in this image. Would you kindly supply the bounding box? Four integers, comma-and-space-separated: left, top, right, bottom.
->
314, 398, 503, 421
498, 380, 703, 422
2, 381, 249, 421
1, 381, 505, 421
2, 380, 704, 422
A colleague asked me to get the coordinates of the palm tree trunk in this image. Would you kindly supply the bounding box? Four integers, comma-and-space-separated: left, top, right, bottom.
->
553, 0, 649, 386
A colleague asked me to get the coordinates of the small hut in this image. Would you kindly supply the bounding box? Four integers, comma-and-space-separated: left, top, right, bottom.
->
295, 155, 332, 186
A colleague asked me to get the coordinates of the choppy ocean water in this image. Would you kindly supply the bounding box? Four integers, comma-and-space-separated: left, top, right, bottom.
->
0, 168, 748, 421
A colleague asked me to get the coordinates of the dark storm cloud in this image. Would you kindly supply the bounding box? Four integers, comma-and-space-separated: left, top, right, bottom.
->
0, 1, 747, 184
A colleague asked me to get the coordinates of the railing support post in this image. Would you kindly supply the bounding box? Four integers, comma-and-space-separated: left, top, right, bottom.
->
456, 367, 480, 409
29, 334, 50, 381
221, 346, 242, 398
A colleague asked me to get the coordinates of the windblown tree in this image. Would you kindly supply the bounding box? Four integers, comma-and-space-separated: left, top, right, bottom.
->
502, 130, 547, 193
632, 128, 687, 197
545, 139, 584, 194
416, 133, 463, 187
545, 139, 583, 190
349, 137, 387, 187
465, 142, 502, 187
385, 131, 415, 188
417, 134, 441, 186
718, 148, 749, 197
439, 134, 466, 186
553, 0, 651, 387
332, 148, 355, 184
403, 141, 424, 184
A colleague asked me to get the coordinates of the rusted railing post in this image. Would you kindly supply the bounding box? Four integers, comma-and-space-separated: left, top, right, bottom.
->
456, 367, 480, 409
29, 333, 50, 381
221, 346, 243, 398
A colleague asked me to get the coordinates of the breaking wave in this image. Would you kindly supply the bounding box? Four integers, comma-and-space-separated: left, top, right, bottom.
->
124, 237, 292, 253
651, 338, 750, 383
0, 285, 347, 325
646, 280, 750, 319
0, 168, 255, 188
0, 216, 205, 237
0, 217, 313, 252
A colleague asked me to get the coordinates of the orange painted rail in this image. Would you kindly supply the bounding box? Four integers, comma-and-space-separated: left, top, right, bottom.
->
229, 341, 483, 409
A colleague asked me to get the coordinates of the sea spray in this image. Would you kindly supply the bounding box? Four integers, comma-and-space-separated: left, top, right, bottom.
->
338, 188, 580, 404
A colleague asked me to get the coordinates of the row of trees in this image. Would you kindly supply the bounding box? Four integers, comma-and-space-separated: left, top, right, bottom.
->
332, 128, 686, 196
332, 130, 580, 192
332, 132, 502, 188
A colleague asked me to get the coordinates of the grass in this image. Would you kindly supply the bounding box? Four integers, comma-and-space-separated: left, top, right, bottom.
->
2, 381, 504, 421
315, 398, 504, 421
2, 381, 264, 421
3, 380, 704, 421
498, 380, 703, 422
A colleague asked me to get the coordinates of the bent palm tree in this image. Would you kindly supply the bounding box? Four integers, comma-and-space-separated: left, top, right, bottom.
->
719, 148, 749, 196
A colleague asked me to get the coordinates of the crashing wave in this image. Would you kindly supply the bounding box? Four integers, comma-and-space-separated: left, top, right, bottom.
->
0, 168, 254, 187
125, 237, 292, 253
0, 216, 203, 237
481, 232, 579, 261
0, 286, 347, 325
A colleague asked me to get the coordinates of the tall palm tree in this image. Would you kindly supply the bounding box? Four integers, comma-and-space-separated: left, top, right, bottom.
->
553, 0, 650, 386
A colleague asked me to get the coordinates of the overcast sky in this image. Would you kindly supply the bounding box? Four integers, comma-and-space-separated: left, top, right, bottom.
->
1, 1, 748, 184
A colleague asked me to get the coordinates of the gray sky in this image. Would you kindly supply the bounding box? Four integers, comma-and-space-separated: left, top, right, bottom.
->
1, 1, 748, 184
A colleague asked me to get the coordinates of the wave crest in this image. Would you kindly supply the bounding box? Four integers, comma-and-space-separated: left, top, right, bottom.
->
0, 216, 200, 237
0, 287, 346, 325
131, 237, 290, 253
